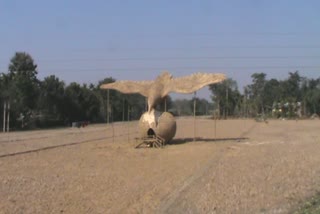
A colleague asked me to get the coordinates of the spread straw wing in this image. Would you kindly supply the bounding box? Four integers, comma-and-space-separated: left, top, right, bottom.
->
100, 80, 153, 97
165, 73, 226, 94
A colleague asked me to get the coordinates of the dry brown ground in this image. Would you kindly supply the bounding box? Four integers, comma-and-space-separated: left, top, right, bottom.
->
0, 118, 320, 214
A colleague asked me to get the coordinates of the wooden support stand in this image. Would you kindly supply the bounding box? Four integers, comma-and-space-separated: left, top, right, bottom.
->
135, 135, 165, 149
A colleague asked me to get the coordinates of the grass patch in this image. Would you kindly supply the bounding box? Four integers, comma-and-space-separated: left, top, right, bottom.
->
295, 192, 320, 214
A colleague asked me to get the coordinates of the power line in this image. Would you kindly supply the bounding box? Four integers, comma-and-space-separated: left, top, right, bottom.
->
71, 45, 320, 52
9, 65, 317, 73
172, 32, 320, 36
1, 67, 319, 75
1, 45, 320, 63
0, 55, 320, 70
21, 55, 320, 63
1, 64, 319, 73
99, 32, 320, 37
1, 55, 320, 64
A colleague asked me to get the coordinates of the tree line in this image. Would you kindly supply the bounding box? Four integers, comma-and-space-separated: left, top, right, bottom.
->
0, 52, 147, 130
210, 72, 320, 118
0, 52, 319, 130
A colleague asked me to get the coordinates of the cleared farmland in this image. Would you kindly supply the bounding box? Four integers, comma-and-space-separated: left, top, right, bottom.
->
0, 118, 320, 213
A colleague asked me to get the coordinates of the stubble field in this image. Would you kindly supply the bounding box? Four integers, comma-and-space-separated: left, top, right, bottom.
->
1, 118, 320, 213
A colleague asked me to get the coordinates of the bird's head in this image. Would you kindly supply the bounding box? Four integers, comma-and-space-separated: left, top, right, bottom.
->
156, 71, 173, 84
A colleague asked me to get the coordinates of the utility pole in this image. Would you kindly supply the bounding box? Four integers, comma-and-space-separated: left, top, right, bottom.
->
107, 89, 110, 124
7, 101, 10, 132
206, 102, 208, 115
244, 91, 247, 118
127, 104, 130, 142
3, 101, 6, 132
164, 97, 167, 112
122, 98, 125, 121
193, 92, 197, 141
226, 82, 229, 119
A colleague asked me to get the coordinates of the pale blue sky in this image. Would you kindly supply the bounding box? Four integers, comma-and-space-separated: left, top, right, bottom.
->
1, 0, 319, 99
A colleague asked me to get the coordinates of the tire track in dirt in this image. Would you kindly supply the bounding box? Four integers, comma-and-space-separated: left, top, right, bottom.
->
0, 126, 114, 144
156, 121, 258, 213
0, 131, 138, 159
157, 148, 226, 213
0, 137, 107, 158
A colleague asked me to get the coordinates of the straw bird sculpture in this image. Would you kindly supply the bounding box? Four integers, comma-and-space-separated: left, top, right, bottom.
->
100, 71, 226, 146
100, 71, 226, 113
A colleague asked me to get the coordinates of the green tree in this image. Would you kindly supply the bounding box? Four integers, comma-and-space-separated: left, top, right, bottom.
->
38, 75, 65, 119
157, 95, 173, 112
263, 78, 281, 115
247, 73, 267, 115
4, 52, 40, 128
63, 83, 100, 123
279, 71, 302, 102
188, 98, 211, 115
125, 93, 146, 120
301, 77, 320, 115
209, 78, 241, 118
172, 99, 193, 116
96, 77, 123, 122
95, 77, 146, 122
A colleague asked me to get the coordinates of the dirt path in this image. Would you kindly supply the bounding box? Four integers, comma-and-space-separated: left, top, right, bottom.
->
0, 119, 320, 213
160, 120, 320, 213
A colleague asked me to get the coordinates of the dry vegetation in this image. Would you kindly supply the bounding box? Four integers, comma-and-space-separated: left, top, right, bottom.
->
1, 118, 320, 213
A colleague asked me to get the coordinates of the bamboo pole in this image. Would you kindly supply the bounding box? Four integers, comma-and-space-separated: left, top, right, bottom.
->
164, 97, 167, 112
7, 101, 10, 132
127, 105, 130, 143
122, 98, 125, 121
107, 89, 110, 124
193, 92, 196, 141
3, 101, 6, 133
214, 117, 217, 139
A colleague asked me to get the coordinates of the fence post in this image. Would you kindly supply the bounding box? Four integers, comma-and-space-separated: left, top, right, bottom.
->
3, 101, 6, 132
193, 92, 196, 141
7, 102, 10, 132
127, 105, 130, 143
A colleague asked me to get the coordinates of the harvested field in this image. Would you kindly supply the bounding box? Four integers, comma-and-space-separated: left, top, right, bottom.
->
0, 118, 320, 213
